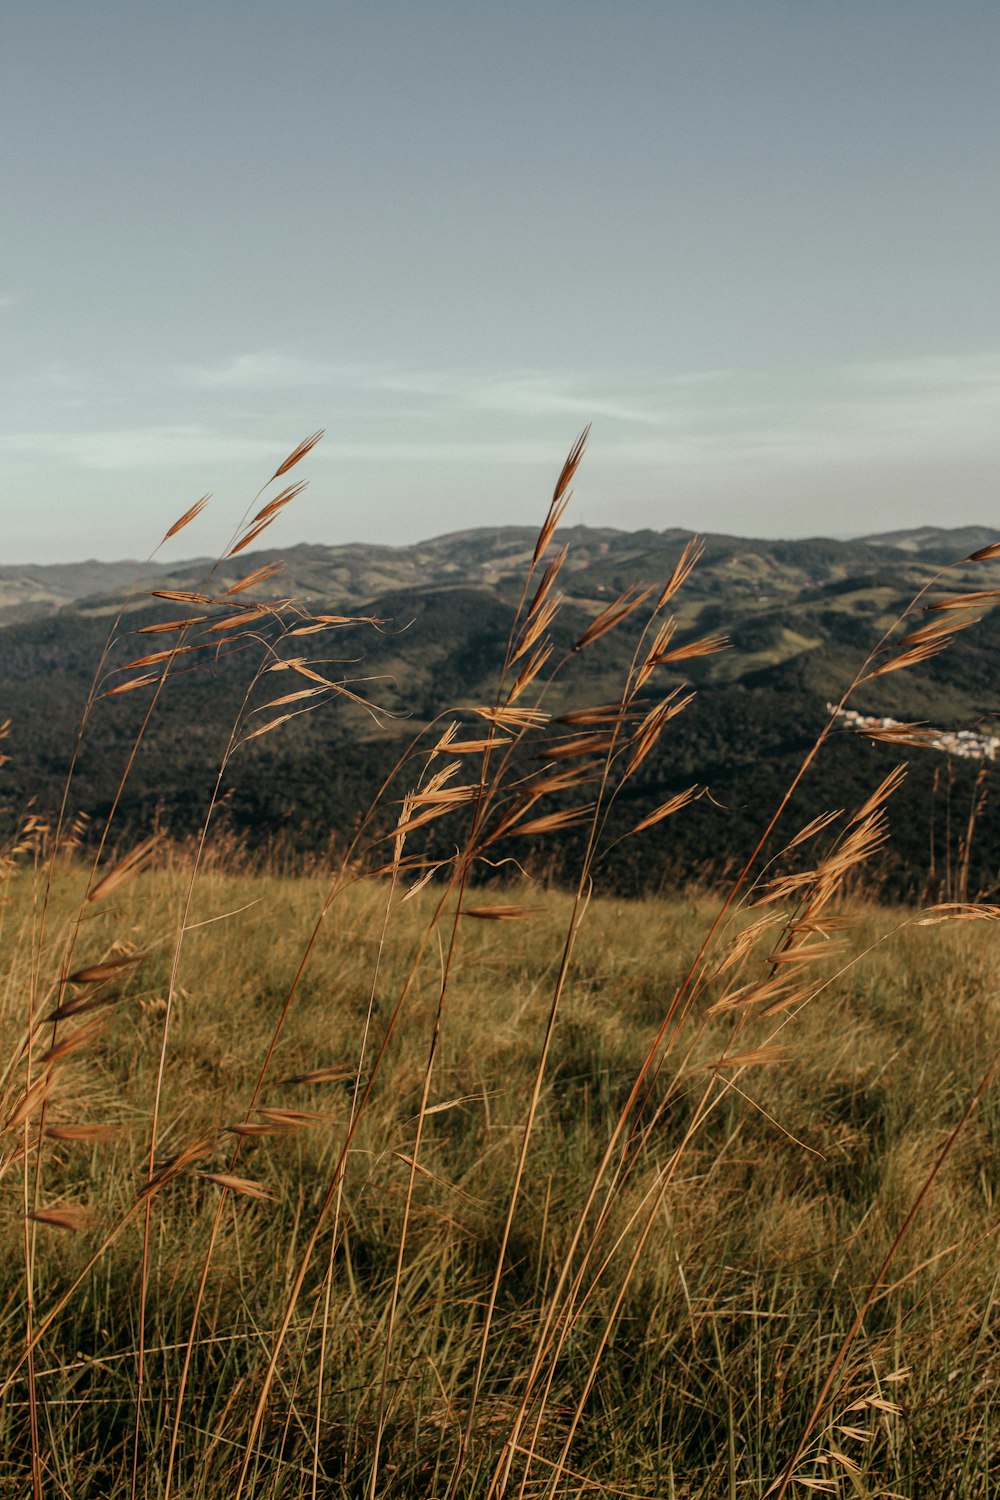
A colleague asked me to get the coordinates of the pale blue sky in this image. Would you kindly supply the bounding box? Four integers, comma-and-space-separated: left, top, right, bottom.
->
3, 1, 999, 562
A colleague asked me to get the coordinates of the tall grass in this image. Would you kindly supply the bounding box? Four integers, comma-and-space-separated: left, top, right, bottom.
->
1, 433, 998, 1498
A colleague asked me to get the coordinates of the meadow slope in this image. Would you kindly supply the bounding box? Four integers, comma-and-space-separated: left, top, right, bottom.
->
0, 867, 997, 1497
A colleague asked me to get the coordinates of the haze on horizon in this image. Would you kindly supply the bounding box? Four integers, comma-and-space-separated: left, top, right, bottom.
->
3, 1, 999, 566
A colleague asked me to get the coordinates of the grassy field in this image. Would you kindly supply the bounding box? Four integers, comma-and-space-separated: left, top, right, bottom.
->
2, 434, 999, 1497
0, 865, 997, 1497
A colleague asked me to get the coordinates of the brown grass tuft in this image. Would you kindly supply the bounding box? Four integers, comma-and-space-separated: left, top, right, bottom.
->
270, 428, 325, 480
163, 494, 211, 541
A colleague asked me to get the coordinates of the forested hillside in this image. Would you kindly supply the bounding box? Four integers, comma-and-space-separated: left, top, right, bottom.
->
4, 523, 1000, 897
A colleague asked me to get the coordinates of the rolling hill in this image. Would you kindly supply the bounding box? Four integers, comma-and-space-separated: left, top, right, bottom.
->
3, 522, 1000, 897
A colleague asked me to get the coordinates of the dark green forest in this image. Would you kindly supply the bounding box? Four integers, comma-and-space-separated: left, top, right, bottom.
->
4, 524, 1000, 898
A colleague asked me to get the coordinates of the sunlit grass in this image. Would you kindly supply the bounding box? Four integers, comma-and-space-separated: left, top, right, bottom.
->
1, 865, 997, 1497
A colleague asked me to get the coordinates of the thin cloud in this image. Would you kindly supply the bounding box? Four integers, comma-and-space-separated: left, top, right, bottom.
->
376, 368, 660, 425
180, 352, 360, 391
180, 352, 706, 425
176, 351, 1000, 456
843, 350, 1000, 389
0, 426, 281, 470
6, 349, 999, 485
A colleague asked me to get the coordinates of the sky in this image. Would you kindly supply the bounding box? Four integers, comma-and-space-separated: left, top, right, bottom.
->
3, 0, 999, 563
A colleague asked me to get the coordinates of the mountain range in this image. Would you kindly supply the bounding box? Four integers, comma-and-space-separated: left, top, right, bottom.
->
3, 522, 999, 624
3, 522, 1000, 897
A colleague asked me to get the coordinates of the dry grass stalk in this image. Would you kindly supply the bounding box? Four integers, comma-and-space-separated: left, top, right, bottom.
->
222, 561, 286, 596
755, 869, 820, 906
767, 938, 849, 967
268, 656, 377, 691
313, 610, 388, 626
87, 835, 163, 903
462, 904, 542, 921
858, 722, 944, 748
655, 536, 705, 609
476, 706, 550, 729
0, 436, 342, 1500
199, 1173, 275, 1201
503, 805, 595, 839
925, 588, 1000, 610
151, 589, 213, 604
625, 689, 696, 776
413, 761, 464, 799
250, 479, 310, 525
139, 1137, 217, 1200
710, 912, 783, 977
854, 764, 908, 823
524, 545, 568, 622
508, 641, 555, 703
899, 614, 980, 648
788, 913, 854, 936
702, 1044, 790, 1071
538, 733, 612, 762
434, 733, 513, 754
255, 686, 327, 710
655, 630, 729, 664
102, 672, 161, 698
865, 635, 955, 678
136, 614, 208, 635
573, 584, 655, 652
559, 702, 637, 727
773, 1042, 1000, 1499
44, 1122, 119, 1142
63, 954, 144, 985
965, 538, 1000, 561
783, 808, 843, 852
403, 781, 476, 813
707, 972, 816, 1017
163, 494, 211, 541
387, 798, 474, 842
287, 619, 343, 636
37, 1019, 105, 1066
631, 618, 676, 691
916, 902, 1000, 925
117, 645, 202, 671
3, 1073, 54, 1133
240, 712, 298, 744
207, 607, 271, 632
527, 765, 598, 796
510, 596, 561, 666
627, 784, 701, 834
27, 1205, 92, 1233
225, 519, 278, 557
815, 815, 890, 893
271, 428, 324, 480
278, 1066, 356, 1087
44, 988, 127, 1023
256, 1108, 326, 1127
530, 427, 588, 569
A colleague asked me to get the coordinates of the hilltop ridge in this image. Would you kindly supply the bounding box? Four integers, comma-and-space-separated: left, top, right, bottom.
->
2, 522, 995, 625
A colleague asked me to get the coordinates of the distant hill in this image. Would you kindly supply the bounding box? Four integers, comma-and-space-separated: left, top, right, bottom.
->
0, 558, 178, 624
3, 523, 1000, 897
3, 521, 995, 623
860, 525, 1000, 564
